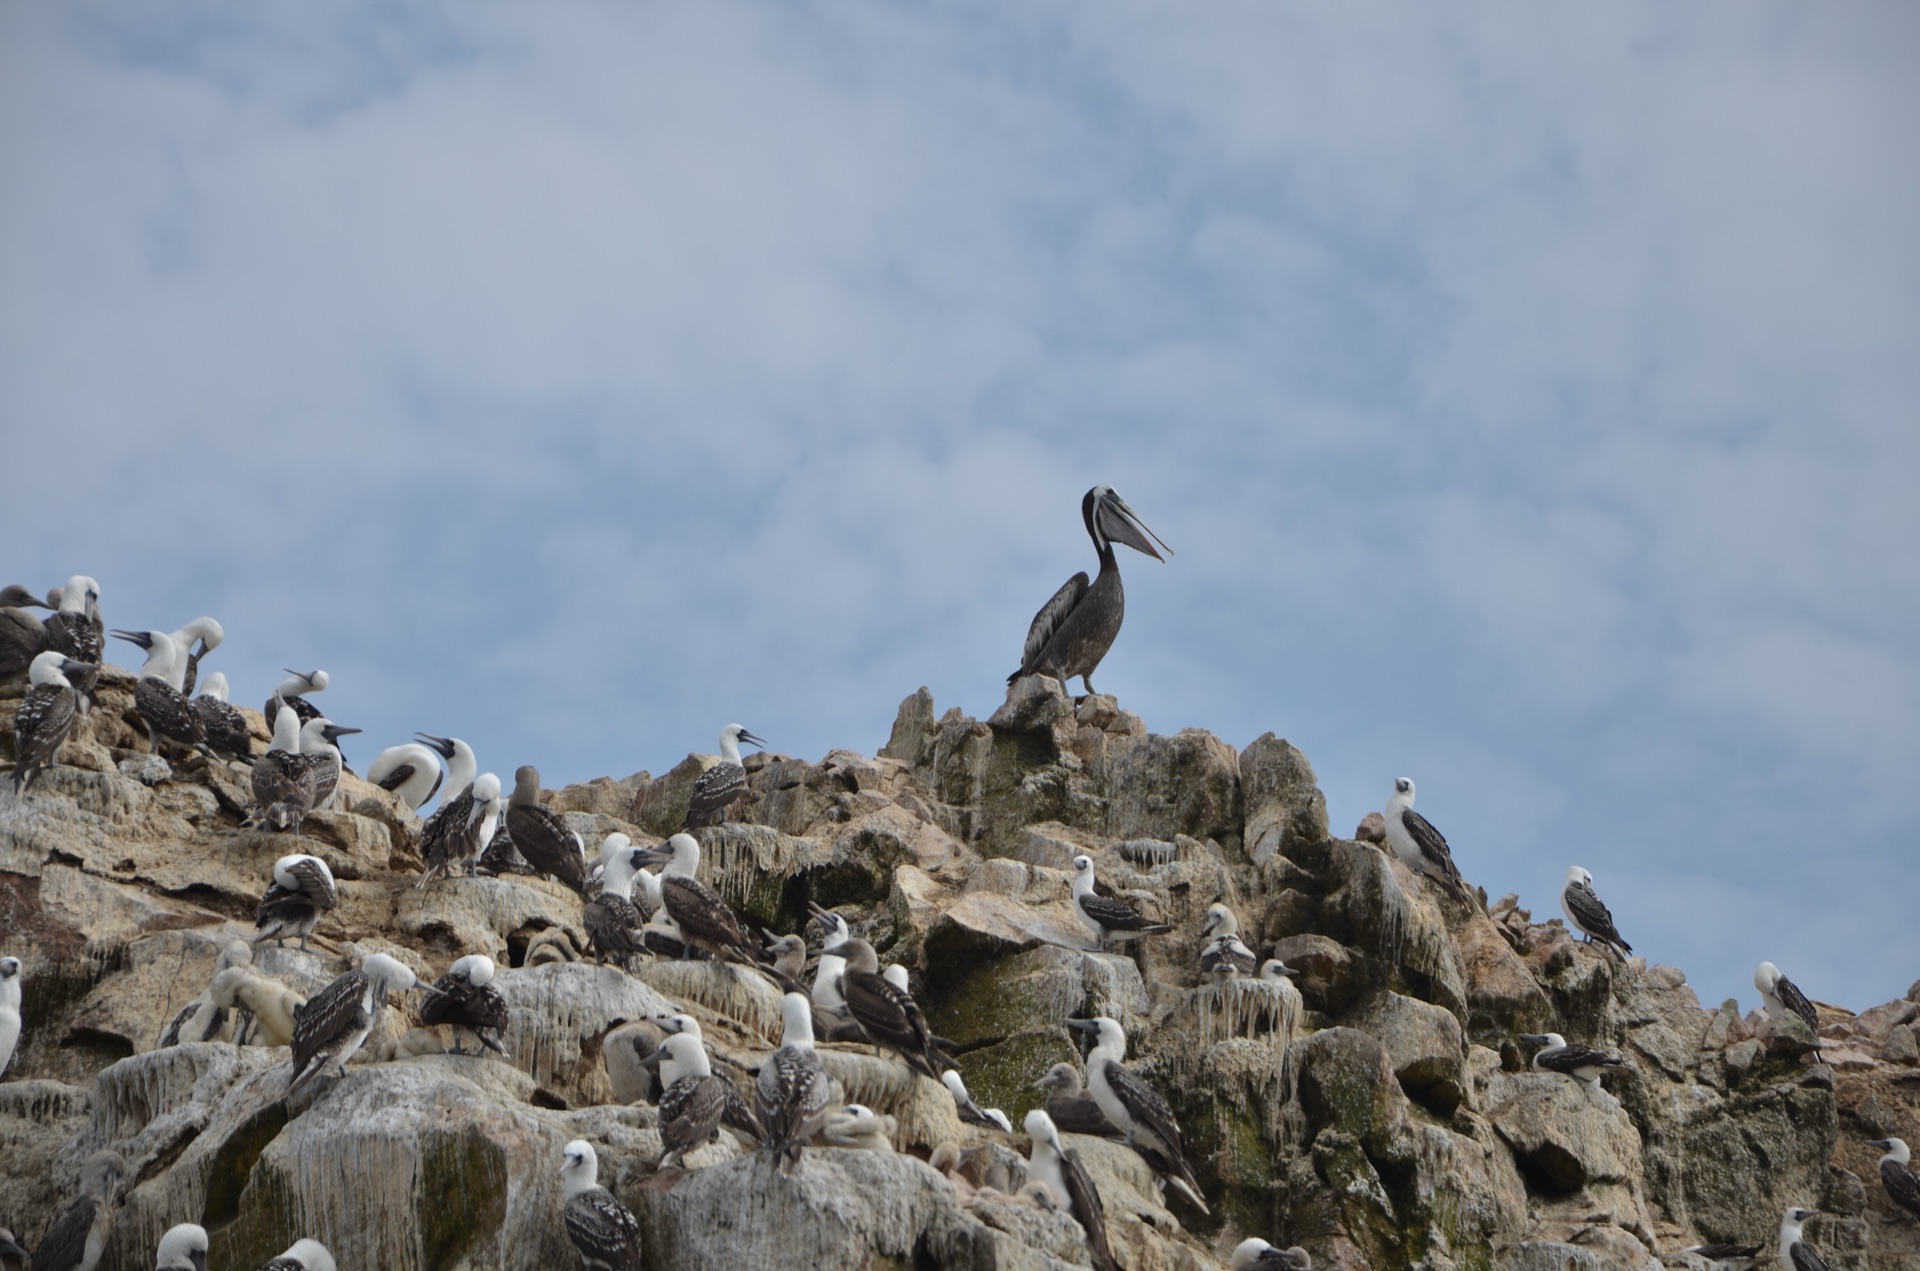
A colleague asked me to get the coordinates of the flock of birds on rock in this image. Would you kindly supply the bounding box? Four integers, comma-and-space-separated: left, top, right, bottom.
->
2, 486, 1916, 1270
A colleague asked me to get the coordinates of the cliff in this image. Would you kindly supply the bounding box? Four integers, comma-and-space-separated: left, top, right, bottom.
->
1, 669, 1916, 1270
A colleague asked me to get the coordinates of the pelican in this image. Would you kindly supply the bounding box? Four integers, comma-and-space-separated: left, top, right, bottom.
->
682, 723, 767, 829
263, 669, 329, 730
366, 741, 446, 812
1008, 485, 1171, 696
11, 652, 92, 793
194, 672, 254, 760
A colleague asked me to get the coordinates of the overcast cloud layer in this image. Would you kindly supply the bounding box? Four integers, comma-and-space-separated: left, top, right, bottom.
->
3, 2, 1916, 1010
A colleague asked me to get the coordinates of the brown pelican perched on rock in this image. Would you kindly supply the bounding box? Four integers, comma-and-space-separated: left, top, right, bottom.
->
11, 651, 92, 793
1383, 778, 1473, 900
416, 772, 501, 885
636, 833, 761, 964
30, 1149, 124, 1271
263, 669, 328, 730
287, 952, 427, 1097
421, 954, 510, 1056
111, 629, 209, 759
165, 616, 222, 697
561, 1140, 645, 1270
1009, 485, 1172, 696
193, 672, 254, 760
1068, 1015, 1209, 1213
1024, 1109, 1117, 1271
44, 576, 102, 713
506, 765, 587, 894
682, 723, 767, 829
254, 854, 339, 951
366, 741, 445, 812
0, 584, 52, 678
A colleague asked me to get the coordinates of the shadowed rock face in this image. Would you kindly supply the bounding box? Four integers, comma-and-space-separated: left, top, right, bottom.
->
2, 676, 1916, 1270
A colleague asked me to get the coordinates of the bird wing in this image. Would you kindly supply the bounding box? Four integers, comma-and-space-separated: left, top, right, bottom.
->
255, 1259, 308, 1271
286, 857, 338, 910
1077, 891, 1169, 934
720, 1075, 766, 1143
1060, 1147, 1118, 1271
1400, 810, 1467, 887
1106, 1062, 1198, 1182
1199, 936, 1257, 977
844, 969, 941, 1075
1775, 974, 1821, 1034
1048, 1093, 1125, 1139
1019, 572, 1091, 676
290, 969, 368, 1076
661, 876, 757, 963
135, 677, 207, 747
13, 683, 76, 783
419, 787, 477, 875
1789, 1239, 1831, 1271
506, 804, 587, 894
659, 1074, 731, 1156
684, 762, 748, 826
757, 1045, 829, 1151
1565, 881, 1632, 952
1536, 1043, 1624, 1073
1885, 1159, 1920, 1217
565, 1188, 645, 1271
375, 761, 419, 793
584, 895, 646, 960
30, 1196, 95, 1271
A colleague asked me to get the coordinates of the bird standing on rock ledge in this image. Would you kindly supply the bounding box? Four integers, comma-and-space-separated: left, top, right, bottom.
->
682, 722, 767, 829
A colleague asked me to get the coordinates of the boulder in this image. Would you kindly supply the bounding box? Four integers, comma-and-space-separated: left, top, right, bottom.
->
1239, 734, 1329, 868
1350, 991, 1468, 1114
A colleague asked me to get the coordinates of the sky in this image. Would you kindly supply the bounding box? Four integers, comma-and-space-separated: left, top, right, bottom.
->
3, 2, 1916, 1011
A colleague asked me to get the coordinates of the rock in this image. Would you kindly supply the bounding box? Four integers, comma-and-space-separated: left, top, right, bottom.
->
1349, 991, 1468, 1114
1884, 1023, 1919, 1065
1294, 1028, 1413, 1163
1272, 933, 1360, 1014
1239, 734, 1328, 868
1353, 811, 1385, 844
116, 754, 173, 785
1486, 1070, 1642, 1194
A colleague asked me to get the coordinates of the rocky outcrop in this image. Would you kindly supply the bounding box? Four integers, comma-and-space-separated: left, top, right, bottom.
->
2, 674, 1916, 1270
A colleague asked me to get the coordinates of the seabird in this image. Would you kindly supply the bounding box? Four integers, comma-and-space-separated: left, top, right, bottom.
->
0, 584, 52, 680
154, 1223, 209, 1271
1382, 778, 1472, 900
254, 854, 339, 951
1776, 1207, 1830, 1271
635, 833, 761, 964
111, 629, 210, 758
1068, 1015, 1209, 1212
649, 1031, 764, 1166
193, 672, 254, 760
251, 701, 324, 832
1561, 866, 1632, 958
505, 765, 587, 894
943, 1069, 1011, 1131
1519, 1032, 1628, 1090
11, 651, 91, 793
1199, 903, 1259, 979
415, 734, 477, 812
165, 616, 223, 697
224, 968, 305, 1048
1754, 962, 1821, 1041
1023, 1109, 1117, 1271
682, 723, 767, 829
250, 1239, 337, 1271
1033, 1063, 1125, 1140
159, 939, 252, 1047
583, 842, 651, 968
1867, 1137, 1920, 1220
561, 1139, 644, 1271
820, 1103, 897, 1151
757, 992, 832, 1172
297, 715, 362, 809
0, 957, 20, 1078
836, 937, 948, 1079
1008, 485, 1171, 696
367, 742, 445, 813
44, 576, 102, 714
287, 951, 426, 1097
1680, 1244, 1763, 1271
478, 817, 534, 877
263, 669, 329, 730
1070, 854, 1173, 951
421, 953, 510, 1057
30, 1149, 124, 1271
1231, 1239, 1312, 1270
416, 772, 502, 886
808, 903, 853, 1018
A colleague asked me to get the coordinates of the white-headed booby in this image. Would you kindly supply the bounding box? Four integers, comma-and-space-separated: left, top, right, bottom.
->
415, 734, 476, 811
165, 616, 222, 698
757, 992, 831, 1172
111, 629, 209, 758
416, 772, 502, 886
11, 651, 91, 793
1382, 778, 1472, 900
250, 1238, 337, 1271
252, 702, 323, 832
635, 833, 760, 964
1023, 1109, 1117, 1271
254, 854, 338, 952
1561, 866, 1632, 958
30, 1149, 124, 1271
943, 1069, 1011, 1131
1777, 1207, 1830, 1271
420, 953, 510, 1057
154, 1223, 209, 1271
808, 902, 852, 1017
682, 723, 767, 829
297, 715, 361, 809
44, 576, 102, 714
1008, 485, 1171, 697
1032, 1063, 1124, 1139
1519, 1032, 1627, 1090
287, 952, 425, 1097
650, 1031, 764, 1165
1231, 1238, 1312, 1270
1199, 903, 1258, 979
1067, 1015, 1209, 1212
0, 957, 20, 1078
194, 672, 254, 760
561, 1139, 644, 1270
367, 742, 445, 812
505, 765, 587, 894
1867, 1137, 1920, 1220
583, 841, 650, 969
1070, 854, 1172, 951
1755, 962, 1821, 1041
263, 669, 328, 730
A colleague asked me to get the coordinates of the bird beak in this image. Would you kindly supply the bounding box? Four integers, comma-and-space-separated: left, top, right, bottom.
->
110, 629, 153, 649
414, 733, 456, 757
323, 725, 362, 741
60, 658, 98, 675
1099, 489, 1174, 561
1516, 1034, 1548, 1045
627, 849, 646, 871
632, 847, 670, 869
639, 1043, 669, 1068
739, 730, 768, 749
1064, 1019, 1100, 1035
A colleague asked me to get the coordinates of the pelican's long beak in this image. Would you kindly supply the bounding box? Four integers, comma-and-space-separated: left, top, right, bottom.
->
1099, 490, 1174, 562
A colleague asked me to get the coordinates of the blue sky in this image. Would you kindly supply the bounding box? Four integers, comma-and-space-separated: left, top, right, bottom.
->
4, 3, 1916, 1011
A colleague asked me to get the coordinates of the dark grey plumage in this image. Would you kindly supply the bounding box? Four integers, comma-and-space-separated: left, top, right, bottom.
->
0, 1226, 27, 1271
254, 855, 338, 951
681, 724, 767, 829
44, 579, 102, 713
1008, 485, 1170, 695
11, 654, 86, 793
1561, 867, 1632, 956
1072, 1017, 1208, 1211
1869, 1138, 1920, 1219
838, 938, 946, 1079
477, 822, 534, 876
298, 718, 360, 809
113, 630, 209, 757
1069, 854, 1172, 949
651, 1038, 764, 1167
416, 773, 500, 886
1680, 1244, 1762, 1270
1771, 970, 1820, 1037
0, 585, 50, 679
561, 1141, 644, 1271
194, 675, 253, 760
420, 955, 509, 1056
506, 765, 587, 894
30, 1150, 123, 1271
287, 953, 419, 1095
1520, 1032, 1627, 1084
758, 994, 831, 1172
637, 834, 762, 964
583, 893, 648, 968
